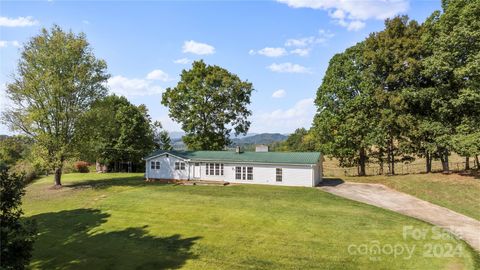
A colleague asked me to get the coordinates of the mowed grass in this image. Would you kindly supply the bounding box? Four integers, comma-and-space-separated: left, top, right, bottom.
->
343, 173, 480, 221
23, 173, 479, 269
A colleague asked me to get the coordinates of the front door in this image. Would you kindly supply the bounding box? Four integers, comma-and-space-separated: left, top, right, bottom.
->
193, 163, 201, 179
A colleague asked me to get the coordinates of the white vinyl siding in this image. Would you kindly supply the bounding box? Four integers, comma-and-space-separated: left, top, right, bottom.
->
145, 155, 321, 186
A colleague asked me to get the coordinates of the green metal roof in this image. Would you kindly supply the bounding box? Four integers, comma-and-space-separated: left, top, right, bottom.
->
144, 150, 321, 165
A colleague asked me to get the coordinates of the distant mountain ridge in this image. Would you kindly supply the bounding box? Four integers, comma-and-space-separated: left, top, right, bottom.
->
230, 133, 287, 146
170, 133, 288, 150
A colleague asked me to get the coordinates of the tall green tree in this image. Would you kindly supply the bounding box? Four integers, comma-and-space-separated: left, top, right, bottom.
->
422, 0, 480, 171
76, 95, 155, 170
313, 43, 375, 176
363, 16, 424, 174
1, 25, 109, 186
162, 60, 253, 150
152, 121, 173, 150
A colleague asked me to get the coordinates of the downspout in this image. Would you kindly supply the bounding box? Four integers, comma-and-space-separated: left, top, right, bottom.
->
311, 164, 314, 187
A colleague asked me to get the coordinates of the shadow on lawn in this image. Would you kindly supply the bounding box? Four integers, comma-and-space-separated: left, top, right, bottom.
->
64, 175, 153, 189
28, 209, 201, 269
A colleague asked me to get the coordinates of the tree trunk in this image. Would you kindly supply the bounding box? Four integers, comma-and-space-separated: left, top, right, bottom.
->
54, 166, 62, 186
379, 149, 384, 175
475, 155, 479, 169
387, 138, 395, 175
465, 157, 470, 170
426, 152, 432, 173
358, 148, 366, 176
440, 149, 450, 172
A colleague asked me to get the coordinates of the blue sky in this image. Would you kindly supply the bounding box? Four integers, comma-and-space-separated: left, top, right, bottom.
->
0, 0, 441, 135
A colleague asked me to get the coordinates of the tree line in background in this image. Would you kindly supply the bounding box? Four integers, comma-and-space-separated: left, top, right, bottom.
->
279, 0, 479, 175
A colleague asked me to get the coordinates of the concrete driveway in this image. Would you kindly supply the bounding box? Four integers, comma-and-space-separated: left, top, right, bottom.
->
319, 182, 480, 252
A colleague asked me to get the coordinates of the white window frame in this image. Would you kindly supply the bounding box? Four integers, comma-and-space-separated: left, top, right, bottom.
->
175, 161, 185, 171
235, 166, 242, 180
235, 166, 253, 180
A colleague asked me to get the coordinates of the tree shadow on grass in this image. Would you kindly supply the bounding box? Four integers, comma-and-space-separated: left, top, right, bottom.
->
28, 209, 201, 269
64, 175, 159, 190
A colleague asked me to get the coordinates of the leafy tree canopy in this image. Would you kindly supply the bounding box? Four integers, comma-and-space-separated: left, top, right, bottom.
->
76, 95, 155, 167
1, 25, 109, 185
162, 60, 253, 150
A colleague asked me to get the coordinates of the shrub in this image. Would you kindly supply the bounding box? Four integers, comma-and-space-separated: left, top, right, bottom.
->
0, 169, 37, 270
62, 160, 76, 174
74, 161, 90, 173
11, 161, 37, 184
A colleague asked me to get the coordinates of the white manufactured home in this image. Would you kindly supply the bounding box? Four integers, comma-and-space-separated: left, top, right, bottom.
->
144, 147, 323, 187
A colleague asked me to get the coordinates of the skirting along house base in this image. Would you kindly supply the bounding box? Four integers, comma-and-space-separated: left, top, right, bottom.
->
144, 147, 323, 187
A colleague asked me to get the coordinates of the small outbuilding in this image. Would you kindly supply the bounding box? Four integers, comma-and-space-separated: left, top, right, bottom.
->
144, 148, 322, 187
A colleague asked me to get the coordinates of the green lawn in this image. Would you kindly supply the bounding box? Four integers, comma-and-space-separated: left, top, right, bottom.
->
23, 173, 479, 269
343, 173, 480, 221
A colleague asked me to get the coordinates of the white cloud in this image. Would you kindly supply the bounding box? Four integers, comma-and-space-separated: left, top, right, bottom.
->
82, 20, 90, 25
268, 62, 310, 74
146, 69, 171, 81
272, 89, 286, 98
285, 30, 333, 47
277, 0, 409, 31
173, 58, 190, 64
290, 48, 310, 56
0, 16, 38, 27
337, 19, 366, 31
251, 29, 332, 58
252, 98, 315, 133
0, 40, 21, 48
108, 75, 164, 97
182, 40, 215, 55
256, 47, 287, 57
285, 37, 315, 47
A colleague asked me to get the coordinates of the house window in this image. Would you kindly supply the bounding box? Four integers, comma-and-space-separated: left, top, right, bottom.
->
155, 161, 160, 170
175, 162, 185, 170
235, 166, 253, 180
205, 163, 224, 176
150, 161, 155, 170
206, 163, 209, 175
235, 167, 242, 180
276, 168, 282, 182
209, 163, 214, 175
247, 167, 253, 180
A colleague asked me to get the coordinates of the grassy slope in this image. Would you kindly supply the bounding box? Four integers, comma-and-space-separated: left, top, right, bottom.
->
24, 173, 479, 270
342, 173, 480, 221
